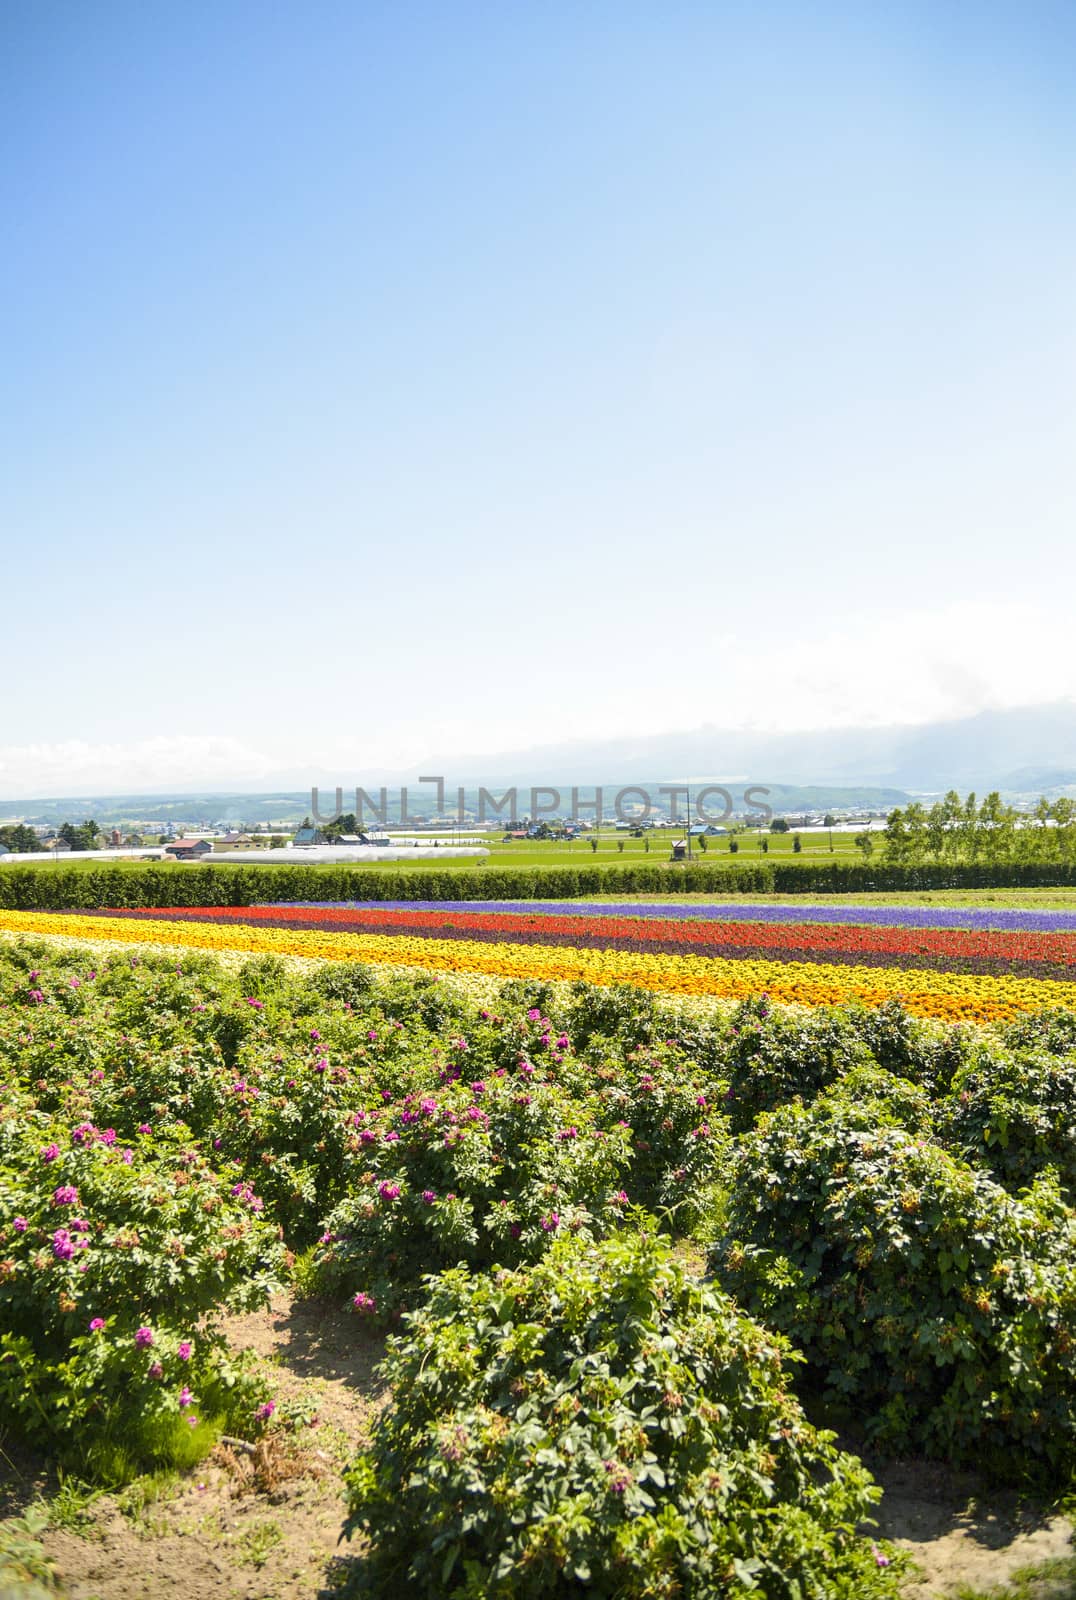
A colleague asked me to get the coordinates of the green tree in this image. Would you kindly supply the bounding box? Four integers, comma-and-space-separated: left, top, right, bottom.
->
0, 823, 38, 853
939, 791, 963, 861
854, 831, 874, 861
958, 792, 980, 860
322, 812, 366, 842
977, 792, 1015, 863
1053, 797, 1076, 860
769, 817, 790, 833
882, 809, 910, 863
58, 819, 100, 851
924, 800, 946, 860
902, 801, 928, 862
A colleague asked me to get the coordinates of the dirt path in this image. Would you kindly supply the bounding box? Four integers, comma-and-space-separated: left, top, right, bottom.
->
871, 1456, 1073, 1595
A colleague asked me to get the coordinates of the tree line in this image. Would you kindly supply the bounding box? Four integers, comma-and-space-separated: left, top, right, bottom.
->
882, 792, 1076, 863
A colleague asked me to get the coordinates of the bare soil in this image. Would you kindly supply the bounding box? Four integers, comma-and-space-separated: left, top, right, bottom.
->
870, 1455, 1073, 1595
2, 1295, 385, 1600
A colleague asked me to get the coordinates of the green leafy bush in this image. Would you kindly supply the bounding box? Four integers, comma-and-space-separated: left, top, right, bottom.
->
9, 856, 1076, 915
0, 1508, 58, 1599
309, 959, 380, 1006
938, 1043, 1076, 1199
720, 998, 875, 1133
816, 1064, 934, 1136
565, 982, 658, 1053
343, 1232, 903, 1599
585, 1044, 729, 1229
1002, 1007, 1076, 1057
712, 1104, 1076, 1476
839, 999, 968, 1094
312, 1075, 633, 1311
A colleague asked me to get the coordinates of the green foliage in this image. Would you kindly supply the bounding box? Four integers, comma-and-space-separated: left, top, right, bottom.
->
5, 931, 1076, 1540
713, 1103, 1076, 1478
884, 792, 1076, 867
1002, 1007, 1076, 1057
0, 1508, 60, 1598
312, 1074, 634, 1311
583, 1044, 730, 1230
721, 997, 875, 1133
565, 981, 658, 1052
343, 1232, 904, 1599
817, 1063, 935, 1136
309, 959, 379, 1006
58, 820, 100, 852
0, 823, 39, 854
0, 1103, 282, 1473
8, 855, 1076, 911
938, 1043, 1076, 1199
839, 999, 944, 1079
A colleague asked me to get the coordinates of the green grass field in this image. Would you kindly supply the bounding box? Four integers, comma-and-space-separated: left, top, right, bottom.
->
11, 829, 1076, 910
581, 887, 1076, 908
6, 827, 870, 875
468, 827, 870, 868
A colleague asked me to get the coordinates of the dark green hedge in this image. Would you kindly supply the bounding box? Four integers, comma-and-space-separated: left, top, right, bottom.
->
2, 858, 1076, 910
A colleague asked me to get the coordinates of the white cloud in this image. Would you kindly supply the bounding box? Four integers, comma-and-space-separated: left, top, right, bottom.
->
717, 599, 1076, 733
0, 736, 279, 799
521, 598, 1076, 743
2, 601, 1072, 797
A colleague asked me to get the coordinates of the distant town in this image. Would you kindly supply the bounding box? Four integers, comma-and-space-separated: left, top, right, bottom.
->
0, 801, 911, 863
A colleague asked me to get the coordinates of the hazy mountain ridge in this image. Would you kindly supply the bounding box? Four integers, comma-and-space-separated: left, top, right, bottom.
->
434, 701, 1076, 795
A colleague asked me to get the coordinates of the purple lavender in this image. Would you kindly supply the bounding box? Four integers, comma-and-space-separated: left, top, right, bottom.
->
257, 900, 1076, 932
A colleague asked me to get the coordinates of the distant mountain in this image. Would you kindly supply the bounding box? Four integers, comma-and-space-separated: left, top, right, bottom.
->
0, 781, 907, 829
433, 700, 1076, 797
0, 793, 308, 829
996, 766, 1076, 796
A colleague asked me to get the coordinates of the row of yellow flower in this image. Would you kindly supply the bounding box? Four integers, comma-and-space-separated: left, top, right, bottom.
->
3, 909, 1073, 1024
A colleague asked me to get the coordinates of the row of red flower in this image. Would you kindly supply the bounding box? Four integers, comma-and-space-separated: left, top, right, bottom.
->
62, 904, 1076, 983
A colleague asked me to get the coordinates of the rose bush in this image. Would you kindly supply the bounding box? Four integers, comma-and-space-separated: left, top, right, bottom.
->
0, 1104, 283, 1475
937, 1042, 1076, 1199
312, 1074, 633, 1310
712, 1101, 1076, 1476
343, 1231, 904, 1599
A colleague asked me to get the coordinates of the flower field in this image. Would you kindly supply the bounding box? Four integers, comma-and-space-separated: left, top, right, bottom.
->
2, 903, 1075, 1595
6, 899, 1076, 1023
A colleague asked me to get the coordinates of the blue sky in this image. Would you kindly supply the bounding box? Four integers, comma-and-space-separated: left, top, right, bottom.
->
3, 1, 1075, 795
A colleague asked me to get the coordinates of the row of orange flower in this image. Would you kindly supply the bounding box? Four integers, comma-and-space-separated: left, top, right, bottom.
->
2, 909, 1073, 1024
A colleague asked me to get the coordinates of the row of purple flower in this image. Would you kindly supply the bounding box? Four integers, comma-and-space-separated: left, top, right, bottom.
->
264, 899, 1076, 932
